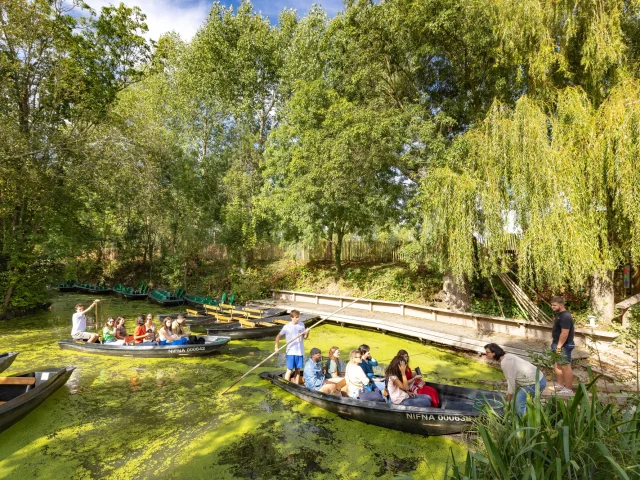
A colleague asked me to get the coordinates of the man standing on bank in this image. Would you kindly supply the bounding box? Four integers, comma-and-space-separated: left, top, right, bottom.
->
274, 310, 309, 384
550, 296, 575, 394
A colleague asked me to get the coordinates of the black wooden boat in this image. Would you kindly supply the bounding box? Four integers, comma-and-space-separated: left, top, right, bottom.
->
57, 285, 77, 293
114, 286, 148, 300
148, 290, 185, 307
57, 336, 231, 358
205, 313, 320, 339
259, 370, 504, 436
156, 312, 217, 326
0, 353, 18, 373
234, 305, 288, 318
0, 367, 75, 433
76, 284, 112, 295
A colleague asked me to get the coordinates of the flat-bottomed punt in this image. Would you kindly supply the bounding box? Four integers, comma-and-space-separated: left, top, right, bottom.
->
259, 370, 503, 436
205, 313, 320, 339
0, 353, 18, 373
57, 336, 231, 357
0, 367, 75, 433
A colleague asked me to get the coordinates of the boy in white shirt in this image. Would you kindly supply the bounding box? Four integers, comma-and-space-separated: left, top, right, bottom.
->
274, 310, 309, 383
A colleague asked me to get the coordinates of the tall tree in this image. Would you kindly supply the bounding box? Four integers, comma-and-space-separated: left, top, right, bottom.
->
0, 0, 149, 311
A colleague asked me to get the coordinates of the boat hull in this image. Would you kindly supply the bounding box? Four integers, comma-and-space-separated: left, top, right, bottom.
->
148, 295, 184, 307
57, 336, 230, 357
115, 292, 148, 300
156, 313, 217, 326
205, 314, 320, 339
0, 367, 75, 434
259, 370, 504, 436
57, 286, 77, 293
76, 286, 112, 295
0, 353, 18, 373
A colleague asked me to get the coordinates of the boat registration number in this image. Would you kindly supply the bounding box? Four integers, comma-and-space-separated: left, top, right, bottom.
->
168, 347, 206, 353
406, 413, 472, 422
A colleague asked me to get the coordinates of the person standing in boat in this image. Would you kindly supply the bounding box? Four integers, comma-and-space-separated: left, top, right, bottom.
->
303, 347, 339, 395
71, 301, 100, 343
484, 343, 546, 416
274, 310, 309, 384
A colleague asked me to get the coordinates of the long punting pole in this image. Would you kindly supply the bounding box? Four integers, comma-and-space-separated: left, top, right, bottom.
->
220, 284, 387, 395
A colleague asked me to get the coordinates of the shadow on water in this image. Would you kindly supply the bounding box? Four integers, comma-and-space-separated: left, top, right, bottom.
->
0, 294, 503, 479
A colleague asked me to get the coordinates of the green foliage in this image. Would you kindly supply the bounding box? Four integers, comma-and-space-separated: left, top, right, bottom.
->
446, 379, 640, 479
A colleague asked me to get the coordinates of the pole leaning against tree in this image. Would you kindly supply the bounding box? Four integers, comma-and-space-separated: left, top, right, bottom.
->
220, 284, 387, 395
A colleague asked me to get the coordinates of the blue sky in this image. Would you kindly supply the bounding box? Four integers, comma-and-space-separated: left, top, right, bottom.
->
83, 1, 344, 41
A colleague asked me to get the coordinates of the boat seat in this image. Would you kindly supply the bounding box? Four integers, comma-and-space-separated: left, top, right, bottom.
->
0, 377, 36, 385
239, 318, 256, 328
204, 305, 221, 314
243, 308, 264, 319
216, 313, 234, 323
219, 303, 234, 314
186, 309, 200, 316
257, 321, 277, 327
271, 318, 290, 325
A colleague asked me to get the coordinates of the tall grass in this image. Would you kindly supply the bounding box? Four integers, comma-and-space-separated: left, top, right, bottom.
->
446, 377, 640, 479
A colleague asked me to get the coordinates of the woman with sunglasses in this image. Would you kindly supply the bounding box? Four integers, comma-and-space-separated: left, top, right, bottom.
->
345, 349, 385, 402
102, 317, 117, 343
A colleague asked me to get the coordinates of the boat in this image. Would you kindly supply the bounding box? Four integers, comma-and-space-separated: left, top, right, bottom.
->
259, 370, 504, 436
233, 305, 288, 318
57, 336, 231, 358
0, 353, 18, 373
185, 295, 217, 308
0, 367, 75, 433
57, 281, 78, 293
113, 283, 149, 300
148, 289, 185, 307
156, 312, 217, 326
205, 313, 320, 339
76, 283, 112, 295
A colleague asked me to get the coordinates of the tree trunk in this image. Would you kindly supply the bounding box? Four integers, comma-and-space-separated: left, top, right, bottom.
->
443, 270, 472, 312
335, 229, 344, 275
591, 270, 615, 323
3, 283, 14, 311
326, 224, 334, 262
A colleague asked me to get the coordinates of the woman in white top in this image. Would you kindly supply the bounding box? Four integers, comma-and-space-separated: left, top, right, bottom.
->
158, 317, 188, 345
345, 350, 384, 402
385, 355, 432, 407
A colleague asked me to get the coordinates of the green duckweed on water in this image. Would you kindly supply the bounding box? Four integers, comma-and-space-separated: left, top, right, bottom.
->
0, 294, 502, 479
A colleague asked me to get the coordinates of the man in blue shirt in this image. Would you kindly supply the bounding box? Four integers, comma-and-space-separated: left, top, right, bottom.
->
303, 348, 339, 395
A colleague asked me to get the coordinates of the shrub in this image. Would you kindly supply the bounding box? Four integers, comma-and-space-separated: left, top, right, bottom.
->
446, 378, 640, 479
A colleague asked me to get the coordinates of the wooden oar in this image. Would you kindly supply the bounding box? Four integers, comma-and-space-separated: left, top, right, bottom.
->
221, 284, 387, 395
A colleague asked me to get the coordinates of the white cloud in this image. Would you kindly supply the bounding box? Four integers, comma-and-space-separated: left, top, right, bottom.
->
83, 0, 210, 42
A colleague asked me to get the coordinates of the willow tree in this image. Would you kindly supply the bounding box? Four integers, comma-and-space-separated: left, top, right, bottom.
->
423, 84, 640, 320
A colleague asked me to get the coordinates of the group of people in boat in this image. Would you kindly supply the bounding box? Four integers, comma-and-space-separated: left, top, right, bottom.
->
274, 309, 440, 406
71, 300, 198, 346
302, 345, 441, 407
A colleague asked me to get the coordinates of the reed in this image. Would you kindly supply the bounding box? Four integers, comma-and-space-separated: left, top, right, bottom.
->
446, 377, 640, 479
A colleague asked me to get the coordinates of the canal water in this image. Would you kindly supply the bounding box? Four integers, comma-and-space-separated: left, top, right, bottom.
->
0, 294, 502, 479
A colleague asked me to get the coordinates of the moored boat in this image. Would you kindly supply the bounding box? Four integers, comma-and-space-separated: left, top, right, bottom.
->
76, 283, 112, 295
0, 353, 18, 373
0, 367, 75, 433
57, 281, 78, 293
148, 289, 185, 307
156, 312, 217, 326
259, 370, 504, 436
114, 283, 149, 300
57, 336, 230, 358
205, 313, 320, 339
